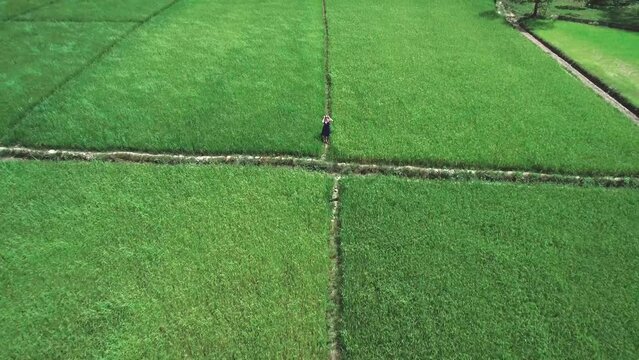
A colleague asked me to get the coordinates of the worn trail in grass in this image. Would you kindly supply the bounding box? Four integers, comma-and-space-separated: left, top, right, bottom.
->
0, 161, 333, 358
340, 176, 639, 358
0, 0, 53, 19
5, 0, 325, 156
329, 0, 639, 176
13, 0, 175, 21
0, 21, 134, 137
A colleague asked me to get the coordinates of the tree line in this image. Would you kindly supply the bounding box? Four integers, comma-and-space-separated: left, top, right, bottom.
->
512, 0, 637, 18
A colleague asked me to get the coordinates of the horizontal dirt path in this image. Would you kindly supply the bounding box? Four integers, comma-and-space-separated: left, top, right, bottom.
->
1, 146, 637, 188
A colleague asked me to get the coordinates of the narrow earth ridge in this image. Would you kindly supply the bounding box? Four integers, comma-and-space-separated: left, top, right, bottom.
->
321, 0, 333, 161
327, 176, 343, 360
2, 146, 637, 188
496, 1, 639, 125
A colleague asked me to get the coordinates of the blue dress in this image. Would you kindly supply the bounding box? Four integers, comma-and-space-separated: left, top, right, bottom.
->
322, 122, 331, 137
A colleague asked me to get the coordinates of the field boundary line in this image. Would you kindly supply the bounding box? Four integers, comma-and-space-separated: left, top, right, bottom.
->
4, 0, 182, 134
4, 0, 62, 21
322, 0, 333, 118
518, 22, 639, 117
321, 0, 333, 161
5, 18, 143, 24
516, 23, 639, 124
327, 176, 343, 359
496, 2, 639, 125
2, 146, 638, 188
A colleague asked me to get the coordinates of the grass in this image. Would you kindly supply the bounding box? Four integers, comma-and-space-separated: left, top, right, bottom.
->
527, 20, 639, 108
0, 0, 52, 19
339, 176, 639, 359
329, 0, 639, 176
0, 161, 333, 358
15, 0, 175, 22
3, 0, 639, 358
506, 0, 639, 26
3, 0, 325, 157
0, 21, 134, 137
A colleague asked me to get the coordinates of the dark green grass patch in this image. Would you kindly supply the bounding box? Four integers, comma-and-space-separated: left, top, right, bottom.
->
506, 0, 639, 27
529, 20, 639, 108
0, 0, 52, 19
340, 176, 639, 358
0, 161, 332, 358
15, 0, 175, 22
5, 0, 325, 157
329, 0, 639, 176
0, 21, 133, 137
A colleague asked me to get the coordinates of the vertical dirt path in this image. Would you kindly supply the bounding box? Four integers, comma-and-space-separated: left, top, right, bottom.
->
321, 0, 334, 160
327, 176, 343, 360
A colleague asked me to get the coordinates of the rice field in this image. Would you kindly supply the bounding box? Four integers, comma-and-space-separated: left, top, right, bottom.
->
0, 21, 134, 136
339, 176, 639, 358
2, 0, 325, 156
12, 0, 175, 21
528, 20, 639, 108
0, 0, 52, 19
328, 0, 639, 176
1, 0, 637, 174
1, 0, 638, 357
0, 161, 333, 358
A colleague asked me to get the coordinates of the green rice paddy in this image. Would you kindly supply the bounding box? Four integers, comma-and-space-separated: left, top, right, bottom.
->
1, 0, 638, 357
1, 0, 636, 175
0, 161, 332, 358
0, 21, 134, 137
13, 0, 175, 21
529, 20, 639, 108
328, 0, 639, 175
0, 0, 52, 19
3, 0, 324, 156
339, 176, 639, 358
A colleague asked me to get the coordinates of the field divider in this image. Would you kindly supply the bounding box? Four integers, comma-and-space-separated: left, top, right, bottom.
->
5, 0, 182, 134
4, 0, 62, 21
5, 18, 144, 24
496, 1, 639, 125
322, 0, 333, 118
320, 0, 333, 161
327, 176, 343, 360
2, 146, 638, 188
518, 22, 639, 117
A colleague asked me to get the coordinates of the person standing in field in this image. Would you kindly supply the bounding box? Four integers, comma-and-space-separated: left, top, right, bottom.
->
322, 115, 333, 144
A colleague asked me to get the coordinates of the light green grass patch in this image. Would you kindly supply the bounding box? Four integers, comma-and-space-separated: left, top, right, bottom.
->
329, 0, 639, 176
6, 0, 325, 156
16, 0, 175, 21
0, 21, 133, 137
340, 176, 639, 358
529, 20, 639, 108
0, 161, 332, 358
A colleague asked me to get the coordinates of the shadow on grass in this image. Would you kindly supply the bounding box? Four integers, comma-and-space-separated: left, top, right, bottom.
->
603, 5, 639, 26
556, 5, 585, 11
521, 18, 556, 31
477, 10, 515, 27
478, 10, 501, 20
